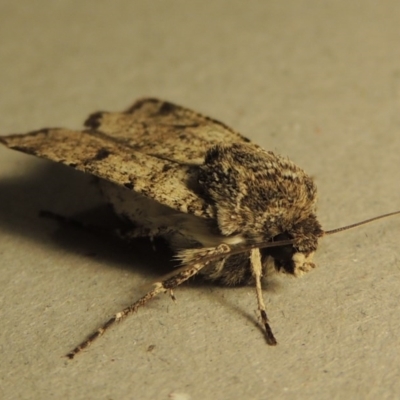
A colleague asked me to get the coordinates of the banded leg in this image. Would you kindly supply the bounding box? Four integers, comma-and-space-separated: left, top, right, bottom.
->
250, 248, 277, 345
66, 262, 207, 359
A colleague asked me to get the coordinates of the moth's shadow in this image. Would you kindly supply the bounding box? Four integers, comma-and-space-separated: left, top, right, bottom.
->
0, 159, 282, 335
0, 160, 174, 278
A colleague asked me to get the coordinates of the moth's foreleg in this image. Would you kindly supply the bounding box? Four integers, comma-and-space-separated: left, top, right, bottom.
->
66, 262, 206, 359
250, 248, 277, 345
40, 210, 98, 231
40, 210, 159, 241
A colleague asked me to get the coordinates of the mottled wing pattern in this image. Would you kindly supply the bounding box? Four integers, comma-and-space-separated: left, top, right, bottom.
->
0, 99, 251, 217
84, 98, 251, 163
1, 128, 213, 218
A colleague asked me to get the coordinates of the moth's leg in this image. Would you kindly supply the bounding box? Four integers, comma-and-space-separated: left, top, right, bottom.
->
250, 248, 277, 345
169, 289, 176, 302
115, 226, 173, 243
39, 210, 167, 241
66, 262, 206, 359
39, 210, 100, 231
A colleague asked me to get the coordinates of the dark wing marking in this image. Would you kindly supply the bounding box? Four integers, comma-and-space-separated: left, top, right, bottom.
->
1, 129, 214, 218
83, 98, 251, 164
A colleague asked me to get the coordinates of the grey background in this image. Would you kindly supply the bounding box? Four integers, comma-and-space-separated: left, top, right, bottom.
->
1, 1, 400, 399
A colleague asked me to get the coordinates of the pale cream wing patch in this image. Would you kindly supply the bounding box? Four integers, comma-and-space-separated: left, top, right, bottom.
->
1, 129, 214, 218
83, 98, 251, 164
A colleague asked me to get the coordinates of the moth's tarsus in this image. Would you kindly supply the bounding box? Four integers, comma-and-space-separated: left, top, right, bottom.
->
261, 310, 278, 346
66, 326, 106, 359
1, 98, 398, 357
265, 327, 277, 346
169, 289, 176, 302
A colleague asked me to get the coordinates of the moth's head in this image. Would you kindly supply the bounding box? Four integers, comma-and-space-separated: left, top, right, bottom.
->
262, 214, 324, 277
259, 209, 400, 278
261, 234, 318, 276
263, 236, 316, 277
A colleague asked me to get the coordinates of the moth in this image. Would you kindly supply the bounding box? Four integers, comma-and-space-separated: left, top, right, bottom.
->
1, 98, 398, 359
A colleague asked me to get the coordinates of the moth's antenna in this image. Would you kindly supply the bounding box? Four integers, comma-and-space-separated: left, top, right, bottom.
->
178, 211, 400, 267
324, 210, 400, 235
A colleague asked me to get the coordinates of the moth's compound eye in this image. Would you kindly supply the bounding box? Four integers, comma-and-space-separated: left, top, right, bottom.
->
262, 237, 316, 277
264, 232, 295, 264
261, 236, 297, 275
267, 244, 295, 264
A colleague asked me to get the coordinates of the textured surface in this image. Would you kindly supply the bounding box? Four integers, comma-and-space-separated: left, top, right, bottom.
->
1, 1, 400, 400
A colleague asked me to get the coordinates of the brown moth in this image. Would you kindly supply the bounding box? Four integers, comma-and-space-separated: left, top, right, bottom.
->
1, 98, 398, 359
